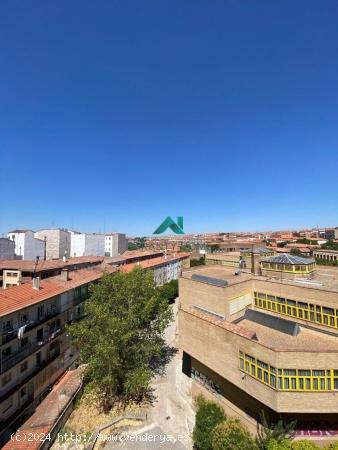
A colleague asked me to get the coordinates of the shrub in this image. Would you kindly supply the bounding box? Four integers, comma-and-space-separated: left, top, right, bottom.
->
211, 417, 256, 450
267, 439, 292, 450
292, 441, 320, 450
192, 396, 226, 450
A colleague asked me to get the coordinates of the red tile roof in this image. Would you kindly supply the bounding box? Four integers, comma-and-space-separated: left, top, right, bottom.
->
0, 256, 103, 273
3, 369, 82, 450
0, 268, 106, 317
121, 253, 190, 273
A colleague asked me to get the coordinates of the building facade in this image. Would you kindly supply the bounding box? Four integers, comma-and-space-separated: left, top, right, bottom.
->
179, 263, 338, 439
313, 249, 338, 263
105, 233, 127, 257
0, 239, 15, 261
70, 233, 105, 257
0, 267, 103, 437
7, 231, 44, 261
35, 229, 71, 260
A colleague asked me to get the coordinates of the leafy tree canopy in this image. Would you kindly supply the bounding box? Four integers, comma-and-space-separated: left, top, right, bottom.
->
212, 417, 256, 450
67, 268, 173, 412
192, 396, 226, 450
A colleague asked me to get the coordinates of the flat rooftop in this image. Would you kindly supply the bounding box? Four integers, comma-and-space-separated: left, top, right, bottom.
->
238, 314, 338, 352
182, 264, 338, 293
182, 265, 253, 286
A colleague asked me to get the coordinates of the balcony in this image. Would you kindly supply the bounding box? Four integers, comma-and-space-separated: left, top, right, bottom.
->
1, 329, 62, 374
1, 310, 61, 345
72, 294, 88, 307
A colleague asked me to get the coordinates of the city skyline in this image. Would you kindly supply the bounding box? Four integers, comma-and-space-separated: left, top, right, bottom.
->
1, 0, 338, 235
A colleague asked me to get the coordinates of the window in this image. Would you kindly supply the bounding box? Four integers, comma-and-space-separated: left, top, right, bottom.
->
2, 372, 12, 387
2, 346, 11, 358
2, 396, 13, 414
20, 361, 28, 372
2, 320, 13, 332
20, 387, 26, 398
20, 313, 28, 324
20, 337, 29, 348
254, 292, 338, 330
239, 351, 337, 392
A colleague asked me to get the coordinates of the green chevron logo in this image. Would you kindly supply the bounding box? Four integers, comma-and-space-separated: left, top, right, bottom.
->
153, 216, 184, 235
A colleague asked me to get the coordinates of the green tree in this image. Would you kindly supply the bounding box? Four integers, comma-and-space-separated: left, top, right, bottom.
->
256, 412, 296, 450
180, 244, 192, 252
291, 441, 320, 450
67, 268, 173, 412
192, 396, 226, 450
212, 417, 256, 450
290, 248, 302, 256
191, 257, 206, 267
321, 239, 338, 251
159, 279, 178, 302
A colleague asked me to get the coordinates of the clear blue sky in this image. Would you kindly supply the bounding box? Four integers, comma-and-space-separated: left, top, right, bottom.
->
1, 0, 337, 236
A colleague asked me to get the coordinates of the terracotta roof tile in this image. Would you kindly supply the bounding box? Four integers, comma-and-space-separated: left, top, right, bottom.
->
0, 268, 105, 317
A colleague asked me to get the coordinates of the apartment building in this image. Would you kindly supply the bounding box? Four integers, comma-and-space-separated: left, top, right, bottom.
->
0, 267, 104, 437
0, 239, 15, 261
7, 231, 44, 261
122, 253, 190, 286
70, 232, 105, 257
0, 256, 104, 289
179, 256, 338, 439
105, 233, 127, 257
35, 229, 71, 260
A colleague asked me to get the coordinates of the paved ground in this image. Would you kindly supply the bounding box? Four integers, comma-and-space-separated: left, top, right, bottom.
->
105, 425, 187, 450
106, 300, 195, 449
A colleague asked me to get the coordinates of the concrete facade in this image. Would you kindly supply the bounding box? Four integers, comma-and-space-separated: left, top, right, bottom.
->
70, 233, 105, 257
0, 239, 15, 260
105, 233, 127, 257
7, 231, 44, 261
35, 229, 70, 260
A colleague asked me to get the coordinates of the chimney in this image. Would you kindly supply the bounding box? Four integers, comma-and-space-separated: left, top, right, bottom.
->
32, 277, 41, 290
61, 269, 69, 282
251, 251, 261, 275
62, 255, 66, 262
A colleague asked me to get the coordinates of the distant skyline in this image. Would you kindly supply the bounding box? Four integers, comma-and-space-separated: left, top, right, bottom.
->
1, 0, 337, 235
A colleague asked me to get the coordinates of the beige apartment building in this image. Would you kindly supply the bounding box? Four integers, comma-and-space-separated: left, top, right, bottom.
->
0, 267, 104, 439
35, 229, 71, 260
179, 254, 338, 439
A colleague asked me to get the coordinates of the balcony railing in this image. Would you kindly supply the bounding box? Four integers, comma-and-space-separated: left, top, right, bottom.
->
1, 310, 61, 345
1, 329, 62, 374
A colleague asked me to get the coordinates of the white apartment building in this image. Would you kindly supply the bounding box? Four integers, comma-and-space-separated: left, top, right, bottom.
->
70, 233, 105, 257
105, 233, 127, 257
7, 231, 44, 261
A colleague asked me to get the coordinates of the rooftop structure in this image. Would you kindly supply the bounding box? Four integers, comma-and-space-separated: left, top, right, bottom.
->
260, 253, 316, 279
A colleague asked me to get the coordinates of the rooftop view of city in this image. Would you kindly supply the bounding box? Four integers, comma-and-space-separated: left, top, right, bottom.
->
1, 0, 338, 449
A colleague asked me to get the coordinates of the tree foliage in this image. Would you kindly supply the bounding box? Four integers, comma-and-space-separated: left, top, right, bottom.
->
256, 412, 296, 450
212, 417, 256, 450
192, 396, 226, 450
158, 279, 178, 302
191, 257, 206, 267
291, 441, 320, 450
67, 268, 173, 412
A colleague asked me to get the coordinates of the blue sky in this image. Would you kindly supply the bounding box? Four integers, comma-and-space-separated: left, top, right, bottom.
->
1, 0, 337, 236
